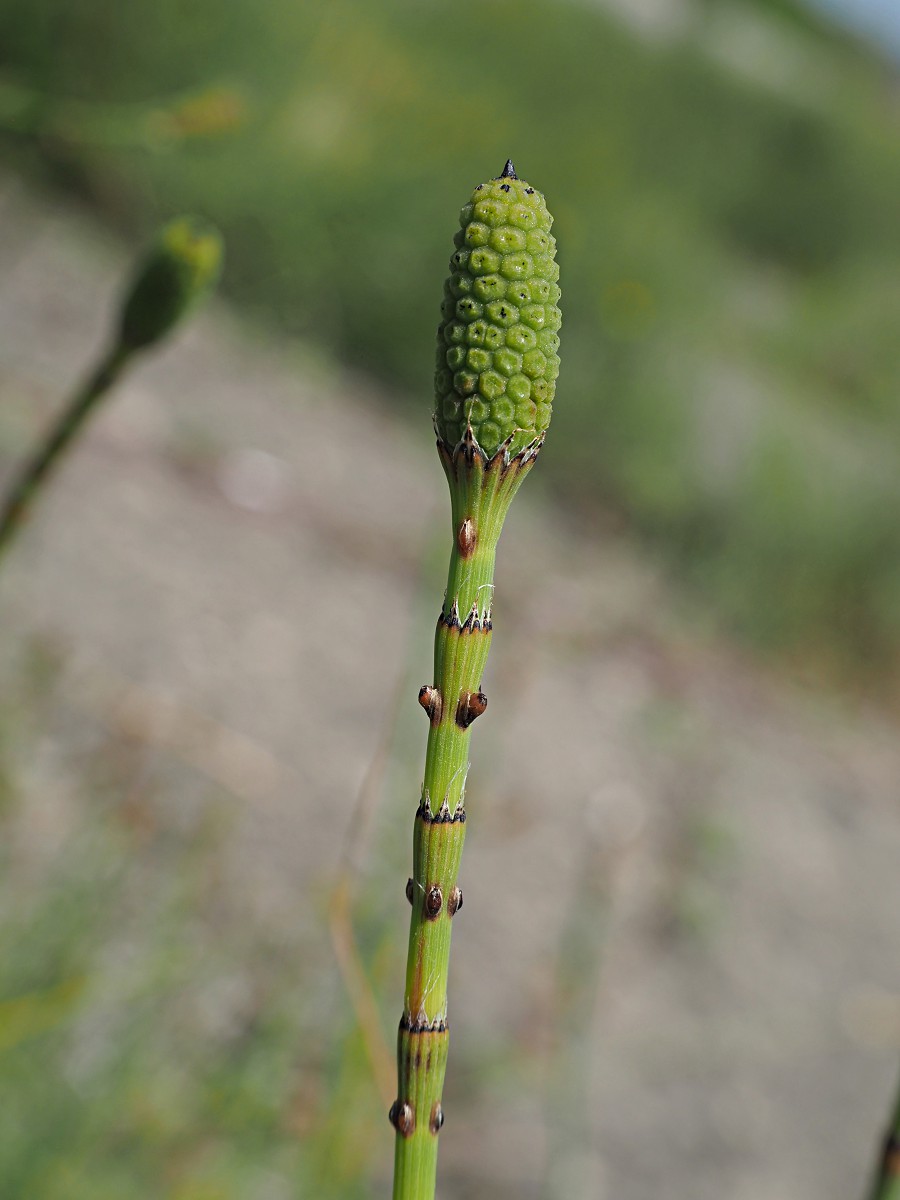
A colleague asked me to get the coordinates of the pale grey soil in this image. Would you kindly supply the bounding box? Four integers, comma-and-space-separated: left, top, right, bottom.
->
1, 171, 899, 1200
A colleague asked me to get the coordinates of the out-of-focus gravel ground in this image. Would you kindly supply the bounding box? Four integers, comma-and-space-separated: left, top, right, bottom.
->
1, 172, 900, 1199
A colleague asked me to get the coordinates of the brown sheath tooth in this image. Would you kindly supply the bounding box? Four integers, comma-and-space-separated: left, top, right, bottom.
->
430, 1102, 445, 1135
417, 684, 442, 724
439, 602, 462, 631
461, 603, 481, 633
461, 423, 478, 467
448, 885, 463, 917
457, 517, 477, 557
405, 877, 414, 905
456, 690, 488, 729
425, 885, 443, 919
389, 1100, 415, 1138
418, 795, 466, 824
401, 1011, 448, 1034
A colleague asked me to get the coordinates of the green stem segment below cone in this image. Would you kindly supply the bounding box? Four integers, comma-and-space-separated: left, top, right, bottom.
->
391, 159, 559, 1200
391, 430, 543, 1199
868, 1076, 900, 1200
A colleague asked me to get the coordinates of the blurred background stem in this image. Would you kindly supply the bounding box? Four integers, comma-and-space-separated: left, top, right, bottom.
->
0, 214, 221, 560
0, 345, 128, 557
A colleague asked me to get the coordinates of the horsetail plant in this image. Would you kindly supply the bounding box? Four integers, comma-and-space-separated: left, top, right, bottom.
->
0, 215, 222, 558
390, 160, 560, 1200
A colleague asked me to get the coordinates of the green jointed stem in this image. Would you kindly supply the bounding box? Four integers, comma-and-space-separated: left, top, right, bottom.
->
391, 161, 560, 1200
0, 215, 222, 560
867, 1075, 900, 1200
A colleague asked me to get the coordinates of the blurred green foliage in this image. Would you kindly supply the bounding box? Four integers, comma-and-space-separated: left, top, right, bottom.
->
0, 640, 553, 1198
2, 0, 900, 674
0, 647, 371, 1199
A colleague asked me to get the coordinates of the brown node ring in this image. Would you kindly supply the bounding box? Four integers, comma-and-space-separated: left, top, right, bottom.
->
389, 1099, 415, 1138
418, 685, 442, 724
425, 885, 443, 920
448, 886, 463, 917
456, 517, 477, 558
456, 690, 487, 729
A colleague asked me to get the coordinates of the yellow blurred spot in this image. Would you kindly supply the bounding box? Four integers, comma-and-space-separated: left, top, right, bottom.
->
0, 975, 86, 1052
171, 1184, 230, 1200
146, 87, 247, 144
161, 216, 224, 284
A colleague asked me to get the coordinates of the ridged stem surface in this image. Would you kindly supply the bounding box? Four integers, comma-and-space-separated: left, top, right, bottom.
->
391, 433, 541, 1199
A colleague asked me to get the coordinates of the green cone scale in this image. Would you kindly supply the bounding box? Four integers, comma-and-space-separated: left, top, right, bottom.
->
434, 161, 561, 459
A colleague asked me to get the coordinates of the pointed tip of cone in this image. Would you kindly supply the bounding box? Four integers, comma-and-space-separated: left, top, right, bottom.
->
498, 158, 517, 179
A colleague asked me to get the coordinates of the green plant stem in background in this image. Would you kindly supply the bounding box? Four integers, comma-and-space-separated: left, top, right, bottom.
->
0, 216, 222, 560
0, 347, 128, 556
390, 162, 560, 1200
867, 1075, 900, 1200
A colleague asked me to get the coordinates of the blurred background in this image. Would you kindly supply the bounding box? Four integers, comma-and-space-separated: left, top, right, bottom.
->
1, 0, 900, 1196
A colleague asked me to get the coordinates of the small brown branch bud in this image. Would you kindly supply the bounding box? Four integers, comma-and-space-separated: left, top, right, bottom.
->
456, 517, 477, 557
417, 685, 442, 724
430, 1102, 445, 1134
405, 877, 414, 905
389, 1099, 415, 1138
455, 690, 487, 729
448, 886, 463, 917
425, 885, 443, 920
